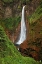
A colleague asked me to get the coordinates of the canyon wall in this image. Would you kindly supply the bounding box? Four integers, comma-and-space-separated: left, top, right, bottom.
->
0, 0, 42, 61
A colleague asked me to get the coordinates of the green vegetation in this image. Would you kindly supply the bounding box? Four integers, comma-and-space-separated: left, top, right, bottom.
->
28, 4, 42, 23
0, 16, 21, 30
0, 0, 42, 64
0, 25, 40, 64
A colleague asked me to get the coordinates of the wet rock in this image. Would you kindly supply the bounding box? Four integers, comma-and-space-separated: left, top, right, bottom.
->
19, 37, 42, 61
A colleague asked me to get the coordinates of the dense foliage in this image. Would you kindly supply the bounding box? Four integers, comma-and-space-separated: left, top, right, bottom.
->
0, 26, 40, 64
0, 16, 21, 30
0, 0, 42, 64
28, 3, 42, 23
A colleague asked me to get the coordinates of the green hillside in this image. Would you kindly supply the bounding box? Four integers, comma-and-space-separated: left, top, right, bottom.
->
0, 0, 42, 64
28, 3, 42, 23
0, 26, 40, 64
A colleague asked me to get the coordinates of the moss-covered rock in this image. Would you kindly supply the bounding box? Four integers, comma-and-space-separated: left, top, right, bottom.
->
28, 4, 42, 23
0, 16, 21, 30
0, 25, 40, 64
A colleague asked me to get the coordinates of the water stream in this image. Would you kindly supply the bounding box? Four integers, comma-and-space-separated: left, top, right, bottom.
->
16, 6, 26, 45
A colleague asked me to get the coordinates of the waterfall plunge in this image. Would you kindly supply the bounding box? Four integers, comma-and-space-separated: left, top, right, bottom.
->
16, 6, 26, 45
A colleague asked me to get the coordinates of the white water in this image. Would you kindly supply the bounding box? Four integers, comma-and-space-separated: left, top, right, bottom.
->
16, 6, 26, 45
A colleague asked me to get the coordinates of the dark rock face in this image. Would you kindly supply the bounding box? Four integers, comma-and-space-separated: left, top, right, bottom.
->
0, 0, 4, 18
0, 0, 40, 18
0, 0, 42, 61
0, 0, 22, 18
5, 22, 21, 43
19, 38, 42, 61
4, 6, 12, 18
19, 17, 42, 61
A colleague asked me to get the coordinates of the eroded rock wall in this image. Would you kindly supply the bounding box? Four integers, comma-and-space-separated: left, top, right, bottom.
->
19, 17, 42, 61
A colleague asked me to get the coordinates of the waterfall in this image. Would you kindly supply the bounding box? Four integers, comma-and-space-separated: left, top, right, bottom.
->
16, 6, 26, 45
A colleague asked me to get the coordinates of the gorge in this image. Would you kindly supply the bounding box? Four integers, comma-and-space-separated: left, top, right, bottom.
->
0, 0, 42, 63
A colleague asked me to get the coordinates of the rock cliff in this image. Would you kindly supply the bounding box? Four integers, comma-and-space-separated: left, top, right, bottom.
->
0, 0, 42, 61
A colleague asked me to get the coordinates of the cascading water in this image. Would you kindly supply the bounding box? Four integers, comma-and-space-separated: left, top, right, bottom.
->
16, 6, 26, 45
